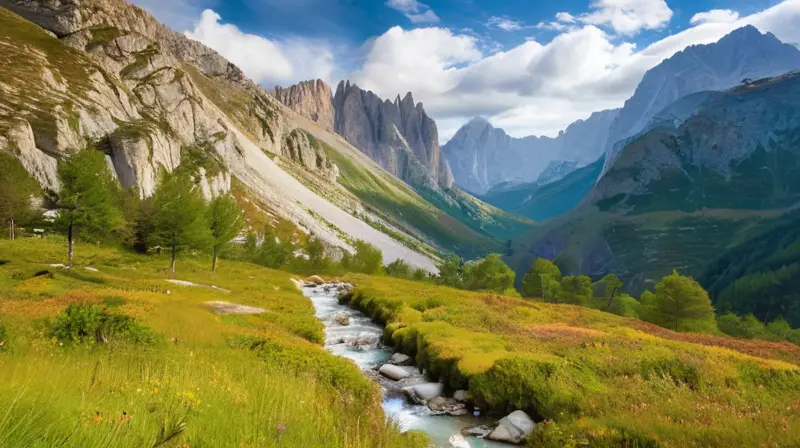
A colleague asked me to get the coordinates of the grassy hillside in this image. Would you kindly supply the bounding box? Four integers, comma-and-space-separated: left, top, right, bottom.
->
508, 208, 777, 295
481, 157, 603, 222
700, 209, 800, 327
341, 275, 800, 446
323, 142, 532, 259
0, 238, 425, 448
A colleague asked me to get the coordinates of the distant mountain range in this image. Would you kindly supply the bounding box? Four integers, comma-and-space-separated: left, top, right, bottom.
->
509, 68, 800, 294
451, 26, 800, 229
442, 109, 618, 195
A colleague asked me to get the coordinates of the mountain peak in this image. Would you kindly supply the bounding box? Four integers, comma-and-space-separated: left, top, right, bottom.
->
602, 23, 800, 175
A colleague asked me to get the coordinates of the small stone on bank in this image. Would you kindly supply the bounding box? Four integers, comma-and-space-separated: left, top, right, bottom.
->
390, 352, 411, 365
378, 364, 410, 381
428, 396, 468, 416
448, 434, 470, 448
305, 275, 325, 285
403, 382, 444, 404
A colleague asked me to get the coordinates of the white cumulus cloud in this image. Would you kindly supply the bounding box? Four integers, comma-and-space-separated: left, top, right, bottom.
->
351, 26, 482, 100
578, 0, 673, 35
184, 10, 336, 87
350, 0, 800, 140
690, 9, 741, 25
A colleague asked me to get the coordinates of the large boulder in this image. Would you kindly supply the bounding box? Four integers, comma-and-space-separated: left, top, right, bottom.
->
402, 382, 444, 404
487, 410, 536, 444
378, 364, 410, 381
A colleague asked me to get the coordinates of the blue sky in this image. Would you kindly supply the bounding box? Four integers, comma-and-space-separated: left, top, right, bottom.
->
133, 0, 800, 139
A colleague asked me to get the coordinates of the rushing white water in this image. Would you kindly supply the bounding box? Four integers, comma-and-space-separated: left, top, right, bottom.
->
304, 284, 511, 448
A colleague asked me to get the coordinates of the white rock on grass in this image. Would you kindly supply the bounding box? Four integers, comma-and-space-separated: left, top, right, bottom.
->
378, 364, 410, 381
402, 382, 444, 404
453, 390, 469, 402
487, 410, 536, 444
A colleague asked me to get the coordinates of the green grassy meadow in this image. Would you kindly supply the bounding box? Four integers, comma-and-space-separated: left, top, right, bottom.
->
0, 238, 425, 448
341, 274, 800, 447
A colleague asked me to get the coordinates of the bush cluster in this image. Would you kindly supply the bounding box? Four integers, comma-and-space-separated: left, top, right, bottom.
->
49, 303, 155, 345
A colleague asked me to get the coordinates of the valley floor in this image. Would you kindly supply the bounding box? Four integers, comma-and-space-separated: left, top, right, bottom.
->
0, 238, 425, 448
2, 238, 800, 447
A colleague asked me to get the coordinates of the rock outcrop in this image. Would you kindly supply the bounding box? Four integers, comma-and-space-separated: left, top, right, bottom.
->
274, 79, 335, 132
333, 81, 453, 191
0, 0, 439, 272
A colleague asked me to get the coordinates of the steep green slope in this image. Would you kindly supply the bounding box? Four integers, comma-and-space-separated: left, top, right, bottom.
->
324, 141, 532, 259
482, 157, 604, 221
700, 210, 800, 326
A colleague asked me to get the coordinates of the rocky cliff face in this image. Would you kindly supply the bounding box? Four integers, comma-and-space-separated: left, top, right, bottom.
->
332, 81, 453, 191
274, 79, 334, 132
443, 110, 618, 194
593, 72, 800, 212
0, 0, 439, 270
603, 25, 800, 174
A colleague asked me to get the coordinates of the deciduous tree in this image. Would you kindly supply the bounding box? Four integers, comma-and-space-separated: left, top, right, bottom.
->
521, 258, 562, 300
649, 271, 716, 332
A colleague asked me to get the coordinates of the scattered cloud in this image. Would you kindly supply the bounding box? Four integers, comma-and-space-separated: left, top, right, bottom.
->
578, 0, 673, 35
690, 9, 740, 25
535, 21, 575, 32
386, 0, 440, 24
351, 0, 800, 139
185, 10, 336, 87
487, 16, 525, 31
556, 12, 577, 23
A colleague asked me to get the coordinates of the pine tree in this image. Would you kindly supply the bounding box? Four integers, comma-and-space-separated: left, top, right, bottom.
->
0, 153, 39, 240
55, 149, 123, 265
206, 194, 244, 272
148, 170, 210, 273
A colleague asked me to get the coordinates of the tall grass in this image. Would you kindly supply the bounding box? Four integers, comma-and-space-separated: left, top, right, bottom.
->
0, 238, 425, 448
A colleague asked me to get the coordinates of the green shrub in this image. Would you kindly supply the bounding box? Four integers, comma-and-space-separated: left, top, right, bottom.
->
49, 303, 155, 345
640, 358, 702, 390
386, 259, 413, 279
